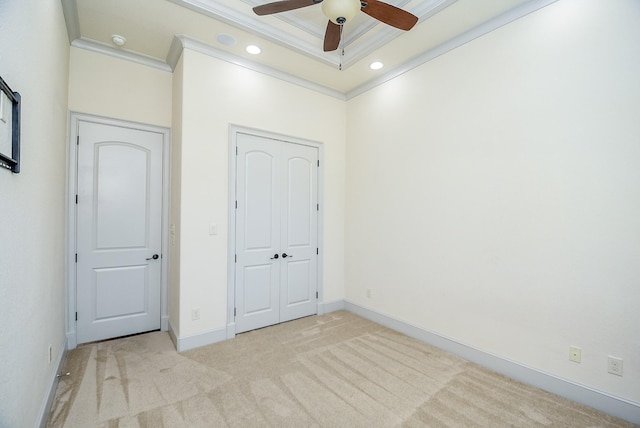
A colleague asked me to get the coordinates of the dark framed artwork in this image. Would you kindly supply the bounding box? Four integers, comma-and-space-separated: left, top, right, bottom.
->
0, 75, 21, 173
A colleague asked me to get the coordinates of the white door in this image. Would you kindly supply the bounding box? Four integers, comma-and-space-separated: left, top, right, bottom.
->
235, 133, 318, 333
76, 121, 163, 344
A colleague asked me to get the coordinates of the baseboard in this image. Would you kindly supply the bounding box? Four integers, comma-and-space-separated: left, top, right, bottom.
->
66, 330, 76, 350
161, 315, 169, 332
37, 337, 68, 428
168, 321, 178, 350
171, 325, 227, 352
226, 322, 236, 339
318, 299, 345, 315
343, 300, 640, 425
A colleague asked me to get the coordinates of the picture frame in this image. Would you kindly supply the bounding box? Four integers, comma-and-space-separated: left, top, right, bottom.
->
0, 75, 21, 173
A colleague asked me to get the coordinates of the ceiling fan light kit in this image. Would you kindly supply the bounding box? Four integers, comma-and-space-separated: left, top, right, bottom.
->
252, 0, 417, 53
321, 0, 361, 25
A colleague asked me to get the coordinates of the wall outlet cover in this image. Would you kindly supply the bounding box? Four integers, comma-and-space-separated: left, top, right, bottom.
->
608, 356, 623, 376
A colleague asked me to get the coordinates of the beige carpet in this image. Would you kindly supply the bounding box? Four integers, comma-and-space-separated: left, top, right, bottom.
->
48, 311, 633, 427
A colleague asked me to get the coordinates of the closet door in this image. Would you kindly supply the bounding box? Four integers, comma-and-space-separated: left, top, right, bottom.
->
235, 134, 281, 333
279, 142, 318, 323
235, 133, 318, 333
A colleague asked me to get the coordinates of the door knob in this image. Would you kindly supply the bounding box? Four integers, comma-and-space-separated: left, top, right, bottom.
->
282, 253, 292, 258
270, 253, 279, 259
146, 254, 159, 260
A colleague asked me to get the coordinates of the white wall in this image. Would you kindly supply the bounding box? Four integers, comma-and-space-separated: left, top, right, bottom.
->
345, 0, 640, 404
0, 1, 70, 426
174, 49, 346, 338
68, 46, 174, 343
68, 47, 172, 128
169, 55, 184, 336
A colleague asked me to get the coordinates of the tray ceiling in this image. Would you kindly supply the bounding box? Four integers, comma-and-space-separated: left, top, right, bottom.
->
61, 0, 557, 98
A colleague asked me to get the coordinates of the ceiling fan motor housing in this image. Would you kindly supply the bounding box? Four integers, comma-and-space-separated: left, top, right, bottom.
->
321, 0, 361, 25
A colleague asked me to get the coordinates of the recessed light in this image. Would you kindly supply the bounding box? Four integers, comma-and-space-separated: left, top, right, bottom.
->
111, 34, 127, 47
217, 34, 236, 46
369, 61, 384, 70
246, 45, 261, 55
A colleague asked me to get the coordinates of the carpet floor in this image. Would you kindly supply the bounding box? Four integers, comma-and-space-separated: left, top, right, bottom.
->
48, 311, 634, 427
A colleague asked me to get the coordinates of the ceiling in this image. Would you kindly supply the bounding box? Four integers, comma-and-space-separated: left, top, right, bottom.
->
61, 0, 556, 98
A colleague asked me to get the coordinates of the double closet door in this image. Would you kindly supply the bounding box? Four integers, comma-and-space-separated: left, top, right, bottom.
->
235, 133, 318, 333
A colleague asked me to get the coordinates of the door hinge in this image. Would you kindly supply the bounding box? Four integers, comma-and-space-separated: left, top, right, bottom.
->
317, 203, 319, 211
76, 136, 79, 146
235, 200, 238, 209
235, 254, 237, 263
75, 194, 78, 204
75, 312, 78, 321
316, 248, 318, 255
75, 253, 77, 263
316, 291, 318, 299
236, 146, 238, 155
317, 160, 319, 167
234, 308, 236, 316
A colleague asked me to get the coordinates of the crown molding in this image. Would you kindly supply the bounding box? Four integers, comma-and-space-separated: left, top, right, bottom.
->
340, 0, 456, 68
168, 0, 456, 70
173, 35, 346, 100
61, 0, 80, 43
62, 0, 559, 101
70, 38, 173, 72
346, 0, 559, 99
168, 0, 340, 67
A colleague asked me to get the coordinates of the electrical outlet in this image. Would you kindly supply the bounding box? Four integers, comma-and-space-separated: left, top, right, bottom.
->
608, 356, 623, 376
569, 346, 582, 363
192, 308, 200, 321
366, 288, 371, 298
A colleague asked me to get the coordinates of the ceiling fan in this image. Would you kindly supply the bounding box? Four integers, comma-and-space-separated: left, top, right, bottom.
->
252, 0, 419, 52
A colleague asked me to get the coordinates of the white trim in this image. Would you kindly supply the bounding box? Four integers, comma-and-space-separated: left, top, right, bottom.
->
37, 337, 68, 428
173, 326, 228, 352
346, 0, 559, 99
226, 322, 236, 340
60, 0, 80, 43
227, 125, 325, 336
168, 0, 456, 70
168, 320, 179, 350
71, 38, 173, 72
343, 300, 640, 425
169, 0, 337, 67
62, 0, 559, 100
340, 0, 457, 69
175, 35, 345, 100
161, 315, 169, 332
317, 299, 345, 316
66, 113, 171, 349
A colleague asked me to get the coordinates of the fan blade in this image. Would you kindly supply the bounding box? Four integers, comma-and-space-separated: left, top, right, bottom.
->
361, 0, 418, 31
323, 20, 341, 52
253, 0, 319, 16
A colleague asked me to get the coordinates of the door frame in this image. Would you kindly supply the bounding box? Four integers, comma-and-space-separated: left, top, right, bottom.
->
226, 125, 324, 338
66, 112, 171, 349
